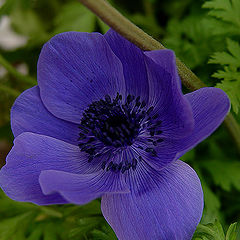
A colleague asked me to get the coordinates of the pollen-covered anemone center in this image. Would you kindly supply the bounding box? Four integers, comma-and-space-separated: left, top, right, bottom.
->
79, 93, 143, 148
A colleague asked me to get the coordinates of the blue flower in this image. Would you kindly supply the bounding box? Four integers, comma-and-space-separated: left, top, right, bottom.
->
0, 30, 230, 239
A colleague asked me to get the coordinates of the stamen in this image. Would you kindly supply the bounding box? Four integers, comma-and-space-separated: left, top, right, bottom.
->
101, 161, 107, 170
140, 101, 146, 108
127, 94, 134, 104
121, 166, 127, 174
118, 162, 123, 171
105, 94, 111, 103
77, 93, 163, 173
132, 158, 138, 170
147, 106, 154, 115
145, 147, 157, 156
106, 161, 113, 171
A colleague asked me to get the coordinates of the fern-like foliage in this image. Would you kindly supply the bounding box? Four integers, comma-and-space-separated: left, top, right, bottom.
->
192, 219, 240, 240
0, 191, 116, 240
209, 38, 240, 114
202, 0, 240, 37
202, 0, 240, 114
203, 0, 240, 26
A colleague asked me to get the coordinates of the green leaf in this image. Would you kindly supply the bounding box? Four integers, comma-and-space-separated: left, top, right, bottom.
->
209, 38, 240, 114
193, 219, 225, 240
196, 163, 222, 224
203, 0, 240, 31
180, 149, 195, 162
199, 18, 239, 36
202, 160, 240, 191
129, 13, 162, 39
209, 39, 240, 66
91, 230, 114, 240
201, 182, 221, 224
164, 15, 223, 69
10, 8, 49, 46
43, 223, 58, 240
91, 224, 117, 240
97, 18, 109, 33
0, 0, 15, 16
27, 225, 43, 240
216, 77, 240, 114
0, 192, 107, 240
63, 200, 102, 218
68, 216, 103, 239
54, 2, 96, 34
225, 222, 238, 240
0, 212, 35, 240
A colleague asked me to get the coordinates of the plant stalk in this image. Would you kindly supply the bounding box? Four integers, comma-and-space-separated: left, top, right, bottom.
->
0, 85, 20, 97
0, 54, 36, 86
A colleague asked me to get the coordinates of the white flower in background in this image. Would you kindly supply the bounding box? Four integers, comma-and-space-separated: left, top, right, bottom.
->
0, 16, 27, 50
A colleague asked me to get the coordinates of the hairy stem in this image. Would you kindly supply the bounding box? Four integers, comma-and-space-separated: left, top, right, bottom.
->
79, 0, 240, 153
0, 54, 36, 86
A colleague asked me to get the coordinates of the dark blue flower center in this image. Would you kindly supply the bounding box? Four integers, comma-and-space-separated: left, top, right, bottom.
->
79, 93, 148, 148
78, 93, 163, 173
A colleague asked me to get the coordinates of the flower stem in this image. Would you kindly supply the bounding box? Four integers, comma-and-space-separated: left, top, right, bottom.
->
38, 206, 63, 218
79, 0, 240, 154
0, 85, 20, 97
224, 114, 240, 153
0, 54, 36, 86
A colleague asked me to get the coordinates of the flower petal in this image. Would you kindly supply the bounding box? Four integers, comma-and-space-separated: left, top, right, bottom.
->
145, 49, 181, 87
131, 141, 177, 170
168, 87, 230, 157
144, 53, 194, 139
39, 170, 129, 205
11, 86, 79, 145
38, 31, 126, 124
0, 132, 91, 205
104, 29, 149, 102
101, 160, 203, 240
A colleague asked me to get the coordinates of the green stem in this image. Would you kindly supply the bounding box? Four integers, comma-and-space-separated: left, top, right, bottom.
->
79, 0, 240, 153
38, 206, 63, 218
0, 85, 20, 97
19, 203, 63, 218
0, 54, 36, 86
223, 114, 240, 153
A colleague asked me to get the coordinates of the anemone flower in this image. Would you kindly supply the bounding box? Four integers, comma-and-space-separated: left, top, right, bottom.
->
0, 29, 230, 240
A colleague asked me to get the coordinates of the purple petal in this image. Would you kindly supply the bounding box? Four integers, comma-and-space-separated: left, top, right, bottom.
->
11, 86, 79, 145
168, 87, 230, 157
104, 29, 149, 102
131, 141, 177, 170
144, 53, 194, 139
39, 170, 129, 205
0, 132, 91, 205
101, 160, 203, 240
38, 31, 126, 124
145, 49, 181, 87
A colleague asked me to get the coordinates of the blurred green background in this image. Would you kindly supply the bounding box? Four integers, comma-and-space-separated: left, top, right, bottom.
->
0, 0, 240, 239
